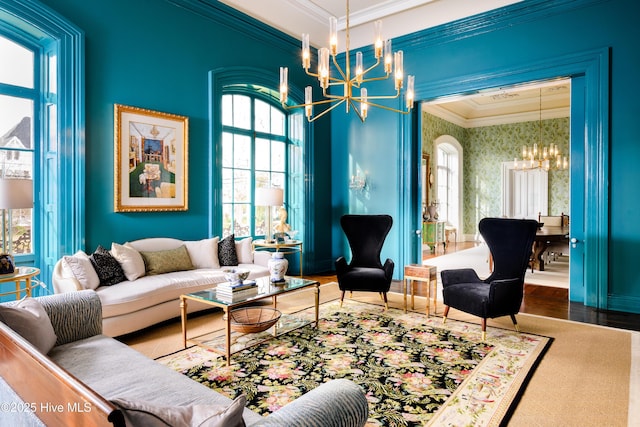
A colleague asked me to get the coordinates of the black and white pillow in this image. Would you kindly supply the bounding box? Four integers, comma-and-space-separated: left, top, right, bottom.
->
89, 245, 127, 286
218, 234, 238, 266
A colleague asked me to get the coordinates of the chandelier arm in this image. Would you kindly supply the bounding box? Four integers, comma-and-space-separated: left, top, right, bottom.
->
358, 99, 410, 114
357, 57, 383, 81
359, 74, 396, 84
347, 98, 366, 122
307, 99, 347, 122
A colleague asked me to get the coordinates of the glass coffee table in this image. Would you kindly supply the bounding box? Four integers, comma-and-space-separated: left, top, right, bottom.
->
180, 276, 320, 366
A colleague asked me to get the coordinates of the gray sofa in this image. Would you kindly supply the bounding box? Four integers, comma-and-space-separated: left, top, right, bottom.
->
0, 291, 369, 426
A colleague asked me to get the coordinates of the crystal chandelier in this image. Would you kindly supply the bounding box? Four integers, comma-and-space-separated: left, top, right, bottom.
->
515, 89, 569, 170
278, 0, 415, 122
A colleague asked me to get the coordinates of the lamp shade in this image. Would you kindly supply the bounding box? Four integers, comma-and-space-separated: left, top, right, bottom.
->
0, 179, 33, 209
255, 187, 283, 206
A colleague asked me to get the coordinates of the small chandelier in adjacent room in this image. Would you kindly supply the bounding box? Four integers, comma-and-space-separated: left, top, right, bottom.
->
515, 88, 569, 171
278, 0, 415, 122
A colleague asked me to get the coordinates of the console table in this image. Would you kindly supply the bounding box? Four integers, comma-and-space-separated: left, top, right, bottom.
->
0, 267, 40, 300
423, 221, 446, 253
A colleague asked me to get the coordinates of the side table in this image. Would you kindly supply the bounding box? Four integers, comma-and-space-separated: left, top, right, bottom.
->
0, 267, 40, 300
403, 264, 437, 316
252, 239, 303, 276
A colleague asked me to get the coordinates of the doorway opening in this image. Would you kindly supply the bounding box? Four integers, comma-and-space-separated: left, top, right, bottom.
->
419, 78, 571, 293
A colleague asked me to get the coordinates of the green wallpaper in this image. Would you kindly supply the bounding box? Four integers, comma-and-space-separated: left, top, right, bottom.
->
422, 112, 569, 236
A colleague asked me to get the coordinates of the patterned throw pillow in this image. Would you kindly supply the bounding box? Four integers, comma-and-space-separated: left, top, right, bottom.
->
139, 245, 194, 275
218, 234, 238, 266
89, 245, 127, 286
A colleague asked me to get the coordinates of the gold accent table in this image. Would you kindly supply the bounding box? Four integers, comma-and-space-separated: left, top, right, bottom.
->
180, 276, 319, 366
252, 239, 303, 276
403, 264, 437, 316
0, 267, 40, 300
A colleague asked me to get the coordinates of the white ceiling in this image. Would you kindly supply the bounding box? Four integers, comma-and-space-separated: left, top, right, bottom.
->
219, 0, 523, 51
220, 0, 570, 125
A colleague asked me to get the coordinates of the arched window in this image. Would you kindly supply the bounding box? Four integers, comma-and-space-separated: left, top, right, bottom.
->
221, 90, 301, 238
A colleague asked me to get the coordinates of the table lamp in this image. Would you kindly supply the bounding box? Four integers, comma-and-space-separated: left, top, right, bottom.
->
255, 187, 283, 243
0, 179, 33, 274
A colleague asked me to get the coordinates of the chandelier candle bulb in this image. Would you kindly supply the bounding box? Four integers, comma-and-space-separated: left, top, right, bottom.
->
361, 88, 368, 119
374, 20, 383, 58
279, 67, 288, 103
355, 52, 363, 83
394, 51, 404, 90
329, 16, 338, 55
319, 48, 330, 89
305, 86, 313, 118
302, 34, 310, 69
406, 75, 415, 108
384, 40, 393, 74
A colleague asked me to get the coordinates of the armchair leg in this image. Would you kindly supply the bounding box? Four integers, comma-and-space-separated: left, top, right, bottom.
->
481, 318, 487, 341
340, 291, 345, 307
510, 314, 520, 332
442, 306, 450, 324
382, 292, 388, 310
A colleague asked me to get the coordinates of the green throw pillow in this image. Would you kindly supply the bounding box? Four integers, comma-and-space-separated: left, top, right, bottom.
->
140, 245, 194, 275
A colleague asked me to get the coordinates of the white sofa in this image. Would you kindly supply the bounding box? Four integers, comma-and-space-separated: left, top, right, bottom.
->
52, 237, 270, 337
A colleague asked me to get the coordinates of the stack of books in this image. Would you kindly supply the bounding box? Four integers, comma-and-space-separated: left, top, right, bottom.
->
216, 280, 258, 302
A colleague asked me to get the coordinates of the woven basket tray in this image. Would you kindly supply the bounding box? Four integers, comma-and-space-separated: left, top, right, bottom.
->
227, 307, 282, 333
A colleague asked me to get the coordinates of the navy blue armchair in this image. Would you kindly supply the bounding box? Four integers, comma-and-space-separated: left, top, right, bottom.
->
441, 217, 538, 340
335, 214, 394, 309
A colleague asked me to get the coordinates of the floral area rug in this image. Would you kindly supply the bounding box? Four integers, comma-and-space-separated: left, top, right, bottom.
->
157, 300, 551, 426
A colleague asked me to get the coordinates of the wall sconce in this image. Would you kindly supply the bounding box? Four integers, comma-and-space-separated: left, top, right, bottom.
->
349, 174, 367, 191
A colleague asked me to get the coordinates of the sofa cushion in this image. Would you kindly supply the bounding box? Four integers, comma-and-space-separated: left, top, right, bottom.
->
185, 237, 220, 269
61, 250, 101, 290
89, 245, 127, 286
140, 245, 194, 275
0, 297, 57, 354
111, 243, 146, 281
110, 395, 246, 427
218, 235, 238, 266
235, 237, 253, 264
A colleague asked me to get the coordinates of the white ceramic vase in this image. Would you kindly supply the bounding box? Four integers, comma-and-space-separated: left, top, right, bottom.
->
268, 252, 288, 283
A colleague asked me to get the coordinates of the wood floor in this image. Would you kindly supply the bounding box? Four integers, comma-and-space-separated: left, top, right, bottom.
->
309, 241, 640, 332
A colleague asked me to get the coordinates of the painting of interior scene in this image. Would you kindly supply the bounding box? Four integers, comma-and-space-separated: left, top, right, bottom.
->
127, 123, 177, 198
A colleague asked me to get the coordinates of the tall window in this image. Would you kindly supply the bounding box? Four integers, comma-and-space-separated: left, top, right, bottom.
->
221, 92, 299, 238
0, 34, 36, 257
436, 142, 459, 226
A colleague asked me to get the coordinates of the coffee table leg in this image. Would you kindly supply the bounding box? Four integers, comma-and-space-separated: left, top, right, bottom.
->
180, 297, 187, 348
225, 307, 231, 366
314, 284, 319, 326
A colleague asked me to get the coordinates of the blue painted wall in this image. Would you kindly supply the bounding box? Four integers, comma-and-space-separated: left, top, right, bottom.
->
35, 0, 334, 272
331, 0, 640, 313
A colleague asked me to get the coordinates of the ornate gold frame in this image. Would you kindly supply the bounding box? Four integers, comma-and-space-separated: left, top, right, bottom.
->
114, 104, 188, 212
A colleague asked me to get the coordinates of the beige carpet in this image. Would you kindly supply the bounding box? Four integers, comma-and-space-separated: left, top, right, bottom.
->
121, 283, 637, 426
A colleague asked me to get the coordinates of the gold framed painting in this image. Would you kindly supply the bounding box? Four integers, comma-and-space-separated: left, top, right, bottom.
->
114, 104, 188, 212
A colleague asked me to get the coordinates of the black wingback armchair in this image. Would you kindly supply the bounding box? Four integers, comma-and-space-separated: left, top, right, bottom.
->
441, 217, 538, 340
335, 214, 394, 309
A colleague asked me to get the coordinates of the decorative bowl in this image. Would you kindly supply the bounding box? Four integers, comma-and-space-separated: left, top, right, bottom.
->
221, 267, 250, 284
227, 307, 281, 333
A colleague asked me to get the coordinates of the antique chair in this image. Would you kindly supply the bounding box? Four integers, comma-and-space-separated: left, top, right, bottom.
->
335, 214, 394, 309
441, 217, 538, 340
